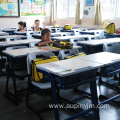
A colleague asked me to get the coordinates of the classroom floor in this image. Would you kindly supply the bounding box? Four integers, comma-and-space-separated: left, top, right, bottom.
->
0, 75, 120, 120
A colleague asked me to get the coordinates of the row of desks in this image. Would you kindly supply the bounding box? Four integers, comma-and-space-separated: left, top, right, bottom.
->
2, 38, 120, 119
36, 52, 120, 120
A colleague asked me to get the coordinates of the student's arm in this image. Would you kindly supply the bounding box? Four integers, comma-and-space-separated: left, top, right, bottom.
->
33, 26, 36, 31
38, 40, 53, 46
38, 41, 48, 46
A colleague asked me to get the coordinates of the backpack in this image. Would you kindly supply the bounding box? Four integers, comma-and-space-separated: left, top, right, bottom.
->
52, 40, 73, 49
101, 22, 115, 34
31, 56, 59, 82
64, 24, 72, 30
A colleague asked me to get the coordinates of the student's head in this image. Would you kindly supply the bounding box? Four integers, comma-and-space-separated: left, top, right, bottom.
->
41, 28, 51, 41
35, 19, 40, 27
18, 21, 26, 29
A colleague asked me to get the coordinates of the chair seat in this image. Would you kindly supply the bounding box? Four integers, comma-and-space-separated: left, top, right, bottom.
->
15, 70, 27, 76
32, 81, 51, 89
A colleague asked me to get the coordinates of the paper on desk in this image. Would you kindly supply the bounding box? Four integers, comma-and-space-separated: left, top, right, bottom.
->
40, 62, 71, 73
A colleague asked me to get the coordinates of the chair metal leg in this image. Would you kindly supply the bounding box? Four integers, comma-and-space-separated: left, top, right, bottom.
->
4, 57, 19, 105
50, 78, 59, 120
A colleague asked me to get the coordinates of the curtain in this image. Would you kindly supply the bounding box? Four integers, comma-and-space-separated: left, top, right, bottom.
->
75, 0, 80, 24
49, 0, 55, 23
94, 0, 102, 25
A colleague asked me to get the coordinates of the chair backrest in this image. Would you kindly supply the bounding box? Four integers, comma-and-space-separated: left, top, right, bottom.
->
96, 31, 105, 39
103, 42, 120, 54
29, 43, 36, 47
73, 29, 81, 36
5, 37, 21, 41
58, 49, 79, 60
6, 46, 28, 50
55, 28, 61, 32
27, 51, 55, 74
70, 37, 85, 46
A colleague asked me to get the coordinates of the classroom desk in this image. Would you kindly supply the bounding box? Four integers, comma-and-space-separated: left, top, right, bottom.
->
105, 33, 120, 38
0, 39, 40, 50
76, 52, 120, 107
77, 52, 120, 65
2, 29, 17, 35
32, 32, 74, 39
51, 34, 98, 41
2, 45, 81, 57
0, 35, 27, 41
0, 32, 9, 36
2, 47, 45, 105
14, 31, 26, 35
77, 38, 120, 54
2, 46, 80, 105
3, 29, 16, 32
0, 39, 41, 76
80, 30, 105, 39
14, 31, 41, 35
51, 27, 62, 33
36, 58, 101, 120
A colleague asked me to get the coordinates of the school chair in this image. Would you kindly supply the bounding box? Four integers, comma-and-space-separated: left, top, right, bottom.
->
58, 48, 81, 60
29, 43, 36, 47
4, 46, 29, 105
6, 46, 28, 79
26, 51, 58, 119
103, 42, 120, 79
27, 31, 41, 39
70, 37, 85, 46
103, 42, 120, 53
98, 43, 120, 105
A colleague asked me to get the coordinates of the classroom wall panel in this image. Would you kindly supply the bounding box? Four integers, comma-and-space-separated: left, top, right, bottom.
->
0, 17, 50, 29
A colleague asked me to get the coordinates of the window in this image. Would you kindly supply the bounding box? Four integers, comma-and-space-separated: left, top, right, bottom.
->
100, 0, 120, 19
116, 0, 120, 17
56, 0, 83, 18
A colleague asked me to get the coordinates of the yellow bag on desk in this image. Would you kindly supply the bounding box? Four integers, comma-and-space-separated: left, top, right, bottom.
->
64, 24, 72, 30
65, 52, 85, 59
31, 56, 59, 82
101, 22, 115, 34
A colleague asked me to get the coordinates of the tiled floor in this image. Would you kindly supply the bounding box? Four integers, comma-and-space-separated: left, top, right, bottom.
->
0, 75, 120, 120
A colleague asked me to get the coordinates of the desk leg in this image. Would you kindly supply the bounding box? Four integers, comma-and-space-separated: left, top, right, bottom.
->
90, 81, 100, 120
4, 57, 19, 105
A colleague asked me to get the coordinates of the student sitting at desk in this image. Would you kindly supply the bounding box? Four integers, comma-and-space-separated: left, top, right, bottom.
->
38, 28, 53, 46
33, 19, 45, 31
17, 21, 26, 32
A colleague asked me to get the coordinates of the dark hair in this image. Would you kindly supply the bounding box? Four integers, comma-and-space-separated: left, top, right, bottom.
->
18, 21, 26, 27
35, 19, 40, 23
41, 28, 51, 37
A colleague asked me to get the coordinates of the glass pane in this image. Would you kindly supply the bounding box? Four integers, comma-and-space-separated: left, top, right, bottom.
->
116, 0, 120, 17
57, 0, 69, 18
69, 0, 77, 17
101, 0, 116, 20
